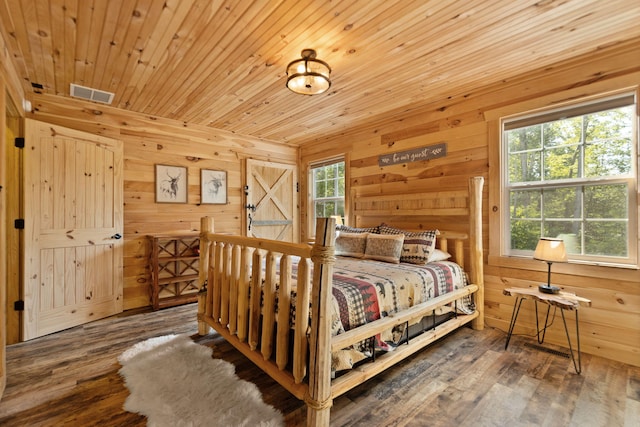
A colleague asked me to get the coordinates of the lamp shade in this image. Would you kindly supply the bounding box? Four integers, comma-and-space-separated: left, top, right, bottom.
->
533, 238, 568, 263
286, 49, 331, 95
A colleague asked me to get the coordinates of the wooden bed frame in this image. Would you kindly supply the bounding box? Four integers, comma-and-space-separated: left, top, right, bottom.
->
196, 176, 484, 427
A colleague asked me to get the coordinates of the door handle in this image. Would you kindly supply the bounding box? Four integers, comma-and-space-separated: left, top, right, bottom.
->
111, 233, 122, 240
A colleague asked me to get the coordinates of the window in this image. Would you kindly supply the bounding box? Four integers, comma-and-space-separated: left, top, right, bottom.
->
503, 93, 637, 265
310, 159, 345, 223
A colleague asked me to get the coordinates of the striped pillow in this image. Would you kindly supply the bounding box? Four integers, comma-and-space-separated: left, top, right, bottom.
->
336, 224, 379, 234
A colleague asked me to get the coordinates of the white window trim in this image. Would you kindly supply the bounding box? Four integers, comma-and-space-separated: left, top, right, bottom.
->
488, 88, 639, 273
307, 155, 347, 238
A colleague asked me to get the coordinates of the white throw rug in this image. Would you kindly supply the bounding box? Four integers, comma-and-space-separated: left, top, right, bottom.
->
118, 334, 284, 427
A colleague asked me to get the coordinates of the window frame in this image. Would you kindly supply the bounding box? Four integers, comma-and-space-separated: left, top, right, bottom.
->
308, 156, 346, 236
499, 92, 638, 268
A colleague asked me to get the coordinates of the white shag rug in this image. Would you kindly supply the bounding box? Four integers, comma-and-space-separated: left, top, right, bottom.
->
118, 334, 284, 427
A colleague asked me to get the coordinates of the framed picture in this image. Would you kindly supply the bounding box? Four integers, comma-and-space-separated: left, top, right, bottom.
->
155, 164, 188, 203
201, 169, 227, 204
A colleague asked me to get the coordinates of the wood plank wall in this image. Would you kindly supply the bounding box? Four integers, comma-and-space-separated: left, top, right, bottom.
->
22, 94, 297, 311
300, 38, 640, 367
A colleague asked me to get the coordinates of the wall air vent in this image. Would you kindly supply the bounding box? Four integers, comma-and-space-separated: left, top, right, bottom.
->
70, 83, 114, 105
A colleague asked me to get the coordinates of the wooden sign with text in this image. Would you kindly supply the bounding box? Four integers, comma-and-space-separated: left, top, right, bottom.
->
378, 142, 447, 166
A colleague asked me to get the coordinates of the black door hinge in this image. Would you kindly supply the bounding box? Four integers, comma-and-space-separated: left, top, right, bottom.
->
14, 300, 24, 311
14, 219, 25, 229
296, 182, 299, 192
14, 137, 25, 148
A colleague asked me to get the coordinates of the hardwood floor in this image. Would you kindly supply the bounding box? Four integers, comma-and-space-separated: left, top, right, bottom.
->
0, 304, 638, 426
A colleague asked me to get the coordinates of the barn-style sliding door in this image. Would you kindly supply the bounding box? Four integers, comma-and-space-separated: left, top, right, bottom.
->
22, 120, 123, 340
245, 159, 298, 242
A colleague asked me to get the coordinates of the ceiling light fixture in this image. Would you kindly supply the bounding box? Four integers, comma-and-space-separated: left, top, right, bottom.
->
286, 49, 331, 95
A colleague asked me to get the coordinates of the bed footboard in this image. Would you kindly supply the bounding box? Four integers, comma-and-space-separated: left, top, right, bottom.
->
197, 217, 337, 419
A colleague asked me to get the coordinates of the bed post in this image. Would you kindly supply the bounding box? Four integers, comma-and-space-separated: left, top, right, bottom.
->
348, 188, 356, 226
469, 177, 485, 330
306, 217, 336, 427
198, 216, 214, 336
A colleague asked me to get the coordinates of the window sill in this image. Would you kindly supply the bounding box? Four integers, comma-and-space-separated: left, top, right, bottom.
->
488, 254, 639, 281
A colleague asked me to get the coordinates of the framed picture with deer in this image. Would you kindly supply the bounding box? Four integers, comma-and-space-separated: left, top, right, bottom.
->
155, 164, 188, 203
200, 169, 227, 205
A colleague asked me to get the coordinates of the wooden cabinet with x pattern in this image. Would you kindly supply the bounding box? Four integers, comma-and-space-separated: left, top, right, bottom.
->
147, 233, 200, 310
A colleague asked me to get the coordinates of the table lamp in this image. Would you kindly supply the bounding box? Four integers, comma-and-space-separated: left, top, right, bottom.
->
533, 237, 567, 294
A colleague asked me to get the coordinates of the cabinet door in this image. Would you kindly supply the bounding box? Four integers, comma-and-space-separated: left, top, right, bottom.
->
149, 235, 200, 310
22, 119, 124, 339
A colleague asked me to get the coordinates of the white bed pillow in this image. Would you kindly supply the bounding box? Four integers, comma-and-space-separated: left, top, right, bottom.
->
363, 233, 404, 264
428, 248, 451, 263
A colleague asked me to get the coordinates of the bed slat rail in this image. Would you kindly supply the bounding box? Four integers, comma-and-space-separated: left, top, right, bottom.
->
331, 311, 478, 398
331, 284, 479, 353
351, 189, 470, 218
435, 231, 467, 269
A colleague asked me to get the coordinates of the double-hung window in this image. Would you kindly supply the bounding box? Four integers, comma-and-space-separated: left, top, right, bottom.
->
503, 93, 638, 266
310, 159, 345, 224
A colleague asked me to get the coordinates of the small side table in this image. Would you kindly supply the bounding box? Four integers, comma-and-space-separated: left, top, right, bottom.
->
503, 287, 591, 374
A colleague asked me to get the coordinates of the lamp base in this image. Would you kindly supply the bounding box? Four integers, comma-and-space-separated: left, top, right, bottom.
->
538, 284, 560, 294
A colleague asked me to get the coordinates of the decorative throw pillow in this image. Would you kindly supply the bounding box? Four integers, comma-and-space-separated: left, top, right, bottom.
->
336, 224, 379, 234
363, 233, 404, 263
379, 224, 438, 265
428, 248, 451, 263
335, 232, 368, 258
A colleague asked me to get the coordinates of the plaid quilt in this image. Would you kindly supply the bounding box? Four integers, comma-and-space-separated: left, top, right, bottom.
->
257, 256, 473, 370
327, 257, 472, 350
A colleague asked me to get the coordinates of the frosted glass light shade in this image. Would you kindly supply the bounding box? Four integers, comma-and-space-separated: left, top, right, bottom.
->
286, 49, 331, 95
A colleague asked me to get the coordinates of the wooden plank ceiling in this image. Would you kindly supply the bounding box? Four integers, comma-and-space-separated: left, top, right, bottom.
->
1, 0, 639, 146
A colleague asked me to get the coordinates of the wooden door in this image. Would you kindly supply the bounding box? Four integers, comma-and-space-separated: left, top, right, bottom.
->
22, 120, 123, 340
1, 121, 9, 401
0, 83, 13, 399
245, 159, 298, 242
